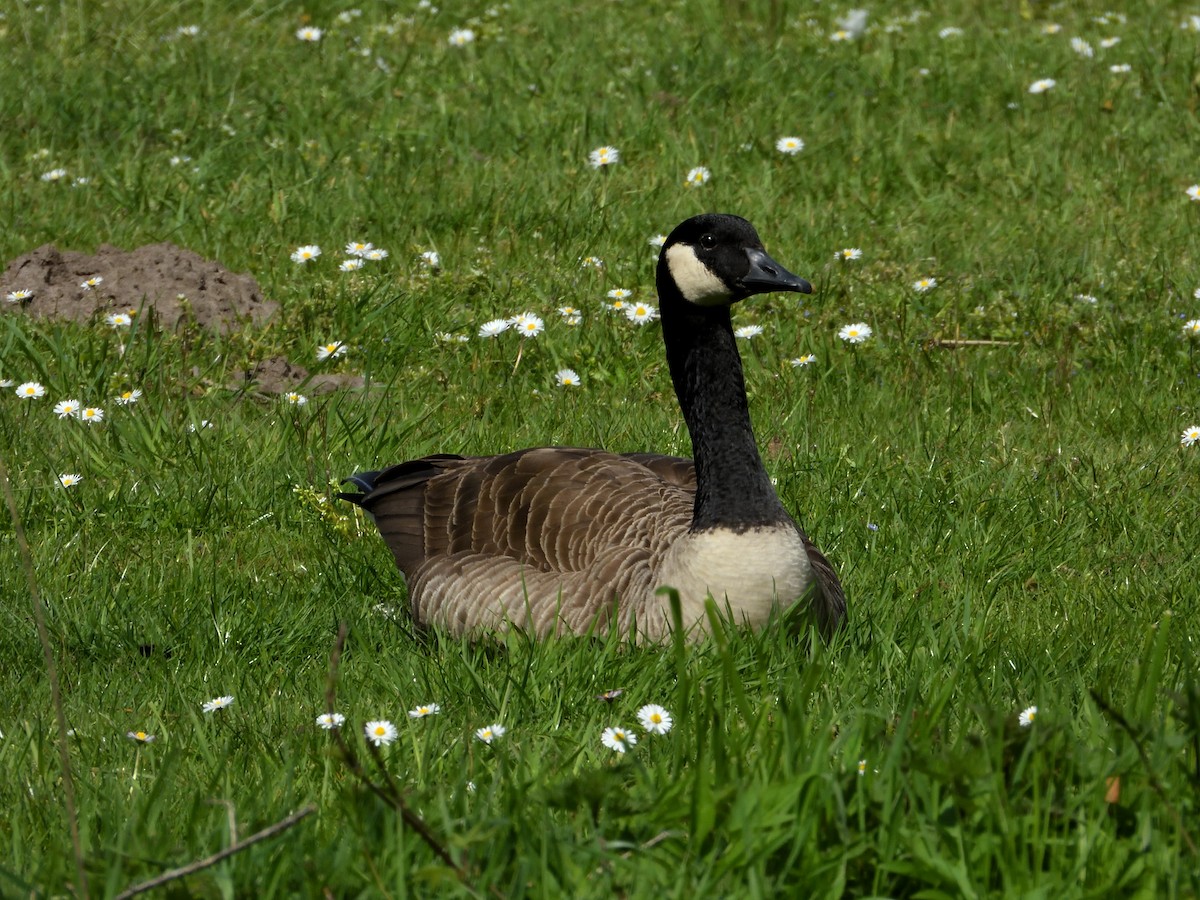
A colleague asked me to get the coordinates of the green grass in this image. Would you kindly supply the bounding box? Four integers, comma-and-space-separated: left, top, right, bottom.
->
2, 1, 1199, 896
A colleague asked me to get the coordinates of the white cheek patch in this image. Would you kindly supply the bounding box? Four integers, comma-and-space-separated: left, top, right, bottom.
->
665, 244, 734, 306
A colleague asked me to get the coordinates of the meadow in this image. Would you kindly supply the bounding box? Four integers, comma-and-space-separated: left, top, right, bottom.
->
1, 0, 1199, 895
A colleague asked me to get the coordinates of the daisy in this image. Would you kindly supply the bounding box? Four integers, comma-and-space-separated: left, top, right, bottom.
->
515, 313, 544, 338
685, 166, 711, 187
58, 473, 83, 488
648, 234, 667, 251
80, 276, 104, 290
479, 318, 510, 338
834, 8, 868, 39
105, 313, 132, 327
588, 145, 620, 168
296, 26, 323, 42
838, 323, 873, 344
1183, 320, 1200, 338
857, 759, 867, 776
601, 725, 638, 753
830, 29, 852, 42
339, 259, 365, 272
1182, 426, 1200, 447
1109, 63, 1131, 73
364, 248, 389, 261
837, 248, 863, 260
345, 241, 374, 257
580, 256, 604, 269
420, 250, 441, 268
291, 245, 322, 263
127, 731, 155, 743
555, 368, 581, 387
734, 324, 764, 339
115, 389, 142, 405
188, 420, 214, 432
448, 28, 476, 47
625, 303, 658, 324
1018, 705, 1038, 727
564, 314, 582, 326
365, 720, 398, 746
202, 695, 234, 713
1041, 22, 1062, 34
5, 290, 32, 303
316, 712, 345, 730
1187, 185, 1200, 202
15, 382, 46, 399
637, 704, 673, 735
316, 341, 347, 361
775, 136, 805, 155
913, 276, 937, 292
475, 723, 506, 744
41, 168, 68, 182
53, 399, 81, 419
408, 703, 441, 718
1070, 37, 1093, 57
557, 305, 580, 318
1028, 79, 1056, 94
791, 354, 817, 367
1099, 37, 1121, 48
607, 288, 633, 301
80, 406, 105, 424
284, 392, 308, 405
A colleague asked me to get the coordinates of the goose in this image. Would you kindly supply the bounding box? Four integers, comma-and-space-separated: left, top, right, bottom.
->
340, 214, 846, 642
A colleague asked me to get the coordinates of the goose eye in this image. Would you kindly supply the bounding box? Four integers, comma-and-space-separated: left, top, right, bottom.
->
699, 234, 717, 250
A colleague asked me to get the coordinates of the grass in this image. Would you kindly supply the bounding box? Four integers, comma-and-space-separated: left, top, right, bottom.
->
1, 0, 1198, 895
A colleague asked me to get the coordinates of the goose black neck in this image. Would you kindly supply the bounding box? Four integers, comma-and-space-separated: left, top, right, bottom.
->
660, 295, 791, 532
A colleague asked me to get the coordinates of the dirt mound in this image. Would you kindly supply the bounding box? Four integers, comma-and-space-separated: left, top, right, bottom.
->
234, 356, 365, 395
0, 242, 275, 332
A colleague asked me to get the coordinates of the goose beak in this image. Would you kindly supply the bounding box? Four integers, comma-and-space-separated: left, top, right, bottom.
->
740, 248, 812, 296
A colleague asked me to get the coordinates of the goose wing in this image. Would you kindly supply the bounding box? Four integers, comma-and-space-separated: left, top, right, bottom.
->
342, 447, 695, 636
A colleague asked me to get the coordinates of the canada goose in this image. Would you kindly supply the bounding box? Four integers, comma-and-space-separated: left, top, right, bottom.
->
340, 214, 846, 642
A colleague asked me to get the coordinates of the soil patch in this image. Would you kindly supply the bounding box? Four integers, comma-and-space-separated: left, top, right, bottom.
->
234, 356, 365, 395
0, 242, 276, 332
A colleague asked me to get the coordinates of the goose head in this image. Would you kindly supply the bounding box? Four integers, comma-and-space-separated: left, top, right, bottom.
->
658, 213, 812, 308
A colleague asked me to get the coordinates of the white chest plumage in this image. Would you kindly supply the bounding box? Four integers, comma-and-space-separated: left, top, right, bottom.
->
654, 526, 812, 629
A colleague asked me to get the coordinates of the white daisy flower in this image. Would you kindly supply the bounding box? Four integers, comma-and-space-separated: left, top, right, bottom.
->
316, 341, 347, 361
588, 146, 620, 168
188, 420, 214, 432
1028, 78, 1056, 94
15, 382, 46, 399
202, 695, 234, 713
685, 166, 711, 187
555, 368, 581, 387
938, 26, 963, 39
913, 276, 938, 292
448, 28, 476, 47
775, 136, 805, 155
316, 712, 345, 729
105, 313, 132, 327
734, 324, 764, 339
838, 323, 873, 344
115, 389, 142, 406
5, 290, 32, 303
475, 723, 506, 744
565, 314, 582, 326
127, 731, 155, 743
284, 392, 308, 406
514, 313, 544, 338
1187, 185, 1200, 202
607, 288, 633, 301
479, 318, 510, 338
834, 8, 868, 39
625, 303, 658, 324
345, 241, 374, 257
1182, 426, 1200, 447
1041, 23, 1062, 34
80, 276, 104, 290
1183, 320, 1200, 338
420, 250, 441, 268
1109, 63, 1131, 73
339, 259, 365, 272
41, 168, 68, 182
580, 256, 604, 269
296, 26, 323, 42
365, 720, 398, 745
58, 473, 83, 488
80, 406, 104, 424
364, 248, 389, 261
790, 354, 817, 367
1099, 37, 1121, 48
648, 234, 667, 249
408, 704, 441, 719
601, 725, 638, 753
1018, 705, 1038, 727
838, 248, 863, 260
557, 305, 580, 318
54, 399, 81, 419
1070, 37, 1093, 57
637, 704, 673, 735
291, 245, 322, 263
857, 759, 867, 776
